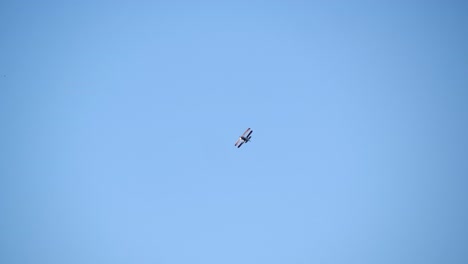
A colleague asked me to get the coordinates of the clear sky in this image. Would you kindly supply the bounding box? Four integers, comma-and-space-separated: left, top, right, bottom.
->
1, 1, 468, 263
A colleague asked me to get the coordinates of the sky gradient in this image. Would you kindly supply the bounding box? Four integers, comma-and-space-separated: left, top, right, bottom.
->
1, 1, 468, 263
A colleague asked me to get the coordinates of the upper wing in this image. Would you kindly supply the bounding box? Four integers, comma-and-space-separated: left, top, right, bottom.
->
241, 128, 251, 137
234, 138, 242, 146
246, 130, 253, 138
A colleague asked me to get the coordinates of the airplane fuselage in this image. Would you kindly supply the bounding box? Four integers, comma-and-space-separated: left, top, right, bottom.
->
241, 136, 250, 142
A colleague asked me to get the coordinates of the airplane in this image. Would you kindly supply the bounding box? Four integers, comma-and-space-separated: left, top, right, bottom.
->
234, 128, 253, 148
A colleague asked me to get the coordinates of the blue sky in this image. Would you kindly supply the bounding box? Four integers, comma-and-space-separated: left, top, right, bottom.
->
1, 1, 468, 263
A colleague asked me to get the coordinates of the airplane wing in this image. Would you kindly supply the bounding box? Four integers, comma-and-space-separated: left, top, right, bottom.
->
234, 137, 244, 147
237, 142, 244, 148
246, 130, 253, 138
241, 128, 251, 137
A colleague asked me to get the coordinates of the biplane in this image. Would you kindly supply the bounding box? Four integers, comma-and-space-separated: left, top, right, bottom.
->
234, 128, 253, 148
